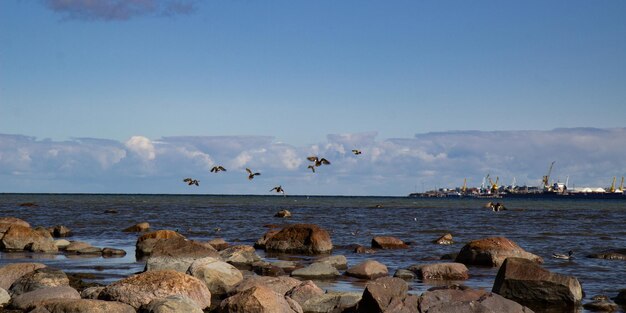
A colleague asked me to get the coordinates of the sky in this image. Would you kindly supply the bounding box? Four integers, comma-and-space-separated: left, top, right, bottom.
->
1, 0, 625, 195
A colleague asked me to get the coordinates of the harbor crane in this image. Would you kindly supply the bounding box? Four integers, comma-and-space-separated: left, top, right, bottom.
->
542, 161, 556, 191
610, 177, 617, 193
489, 176, 499, 194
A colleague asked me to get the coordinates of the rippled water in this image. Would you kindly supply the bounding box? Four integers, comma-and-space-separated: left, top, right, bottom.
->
1, 194, 625, 311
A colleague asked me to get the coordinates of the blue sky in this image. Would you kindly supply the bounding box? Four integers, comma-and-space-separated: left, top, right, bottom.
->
1, 1, 625, 195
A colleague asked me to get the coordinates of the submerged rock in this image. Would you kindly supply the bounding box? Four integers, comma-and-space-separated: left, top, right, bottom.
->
371, 236, 409, 249
122, 222, 150, 233
433, 233, 454, 245
275, 209, 292, 218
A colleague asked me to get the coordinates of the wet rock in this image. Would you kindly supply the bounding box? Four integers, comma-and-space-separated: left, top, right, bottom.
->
371, 236, 409, 249
354, 245, 376, 254
286, 280, 324, 306
122, 222, 150, 233
252, 261, 286, 277
9, 267, 70, 296
135, 230, 186, 256
0, 262, 47, 290
150, 236, 219, 260
583, 297, 619, 312
419, 285, 533, 313
80, 286, 105, 299
187, 257, 243, 297
47, 225, 72, 238
316, 255, 348, 270
587, 250, 626, 261
9, 286, 80, 311
54, 239, 71, 250
231, 275, 302, 296
145, 255, 198, 273
102, 247, 127, 257
393, 269, 416, 280
219, 245, 261, 267
34, 226, 54, 239
219, 284, 303, 313
455, 237, 543, 267
143, 294, 204, 313
98, 270, 211, 310
411, 262, 469, 280
302, 291, 362, 313
0, 288, 9, 306
265, 224, 333, 254
42, 298, 136, 313
254, 229, 280, 249
492, 257, 582, 309
615, 289, 626, 304
0, 224, 58, 253
434, 233, 454, 245
64, 241, 96, 254
291, 262, 340, 279
207, 238, 229, 251
275, 209, 292, 218
356, 277, 410, 312
345, 260, 388, 280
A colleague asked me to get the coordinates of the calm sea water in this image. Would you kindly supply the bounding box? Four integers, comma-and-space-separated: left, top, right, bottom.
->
1, 194, 625, 311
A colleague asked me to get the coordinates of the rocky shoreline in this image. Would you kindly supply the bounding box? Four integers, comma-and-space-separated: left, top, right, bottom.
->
1, 216, 625, 312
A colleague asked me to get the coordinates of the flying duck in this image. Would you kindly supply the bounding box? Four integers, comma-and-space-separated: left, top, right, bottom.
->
183, 178, 199, 186
246, 168, 261, 180
307, 156, 331, 167
270, 185, 285, 194
210, 166, 226, 173
352, 149, 362, 155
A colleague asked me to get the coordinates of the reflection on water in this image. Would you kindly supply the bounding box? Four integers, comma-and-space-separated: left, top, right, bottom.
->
1, 194, 625, 311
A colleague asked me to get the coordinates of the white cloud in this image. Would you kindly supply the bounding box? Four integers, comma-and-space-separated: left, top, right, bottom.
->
125, 136, 156, 161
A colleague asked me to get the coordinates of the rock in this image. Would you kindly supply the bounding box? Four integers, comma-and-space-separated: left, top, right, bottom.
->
41, 299, 136, 313
54, 239, 71, 249
150, 237, 219, 259
356, 277, 410, 313
34, 226, 54, 239
315, 255, 348, 270
393, 269, 416, 280
0, 287, 9, 306
412, 262, 469, 280
419, 285, 533, 313
98, 270, 211, 310
0, 224, 58, 253
615, 289, 626, 304
9, 286, 80, 311
583, 298, 619, 312
271, 260, 300, 273
354, 245, 376, 254
102, 247, 127, 257
286, 280, 324, 306
104, 209, 118, 214
587, 250, 626, 261
492, 257, 582, 309
455, 237, 543, 267
291, 262, 340, 279
219, 245, 261, 267
65, 241, 96, 254
371, 236, 409, 249
265, 224, 333, 254
187, 257, 243, 296
122, 222, 150, 232
77, 246, 103, 255
207, 238, 229, 251
275, 209, 292, 218
440, 252, 458, 260
345, 260, 388, 280
9, 267, 70, 296
254, 229, 280, 249
219, 284, 303, 313
143, 295, 204, 313
434, 233, 454, 245
19, 202, 38, 207
0, 217, 30, 227
80, 286, 105, 299
47, 225, 72, 238
145, 255, 198, 273
0, 262, 47, 290
135, 230, 185, 256
302, 291, 362, 313
232, 275, 302, 296
252, 261, 286, 277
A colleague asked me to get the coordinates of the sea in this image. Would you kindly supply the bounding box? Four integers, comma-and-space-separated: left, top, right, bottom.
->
1, 194, 625, 312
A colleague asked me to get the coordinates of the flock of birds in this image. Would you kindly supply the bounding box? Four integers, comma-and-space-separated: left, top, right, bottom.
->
182, 149, 363, 195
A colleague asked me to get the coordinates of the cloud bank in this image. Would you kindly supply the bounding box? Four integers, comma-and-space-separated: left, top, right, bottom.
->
1, 128, 625, 195
43, 0, 198, 21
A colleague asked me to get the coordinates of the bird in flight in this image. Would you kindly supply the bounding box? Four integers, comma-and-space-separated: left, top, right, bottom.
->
211, 166, 226, 173
183, 178, 199, 186
307, 156, 331, 167
246, 168, 261, 180
307, 165, 316, 173
270, 185, 285, 194
352, 149, 362, 155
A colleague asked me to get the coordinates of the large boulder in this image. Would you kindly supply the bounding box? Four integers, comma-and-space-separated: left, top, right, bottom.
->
150, 236, 218, 258
301, 292, 362, 313
98, 270, 211, 310
254, 229, 280, 249
187, 257, 243, 296
219, 284, 303, 313
291, 262, 340, 279
345, 260, 388, 280
231, 276, 302, 296
0, 262, 46, 290
371, 236, 409, 249
142, 295, 204, 313
0, 217, 30, 229
9, 286, 80, 311
40, 298, 136, 313
219, 245, 261, 267
492, 257, 582, 310
356, 277, 413, 313
135, 230, 185, 256
410, 262, 469, 280
419, 285, 534, 313
285, 280, 324, 306
265, 224, 333, 254
455, 237, 543, 267
0, 224, 58, 253
9, 267, 70, 296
